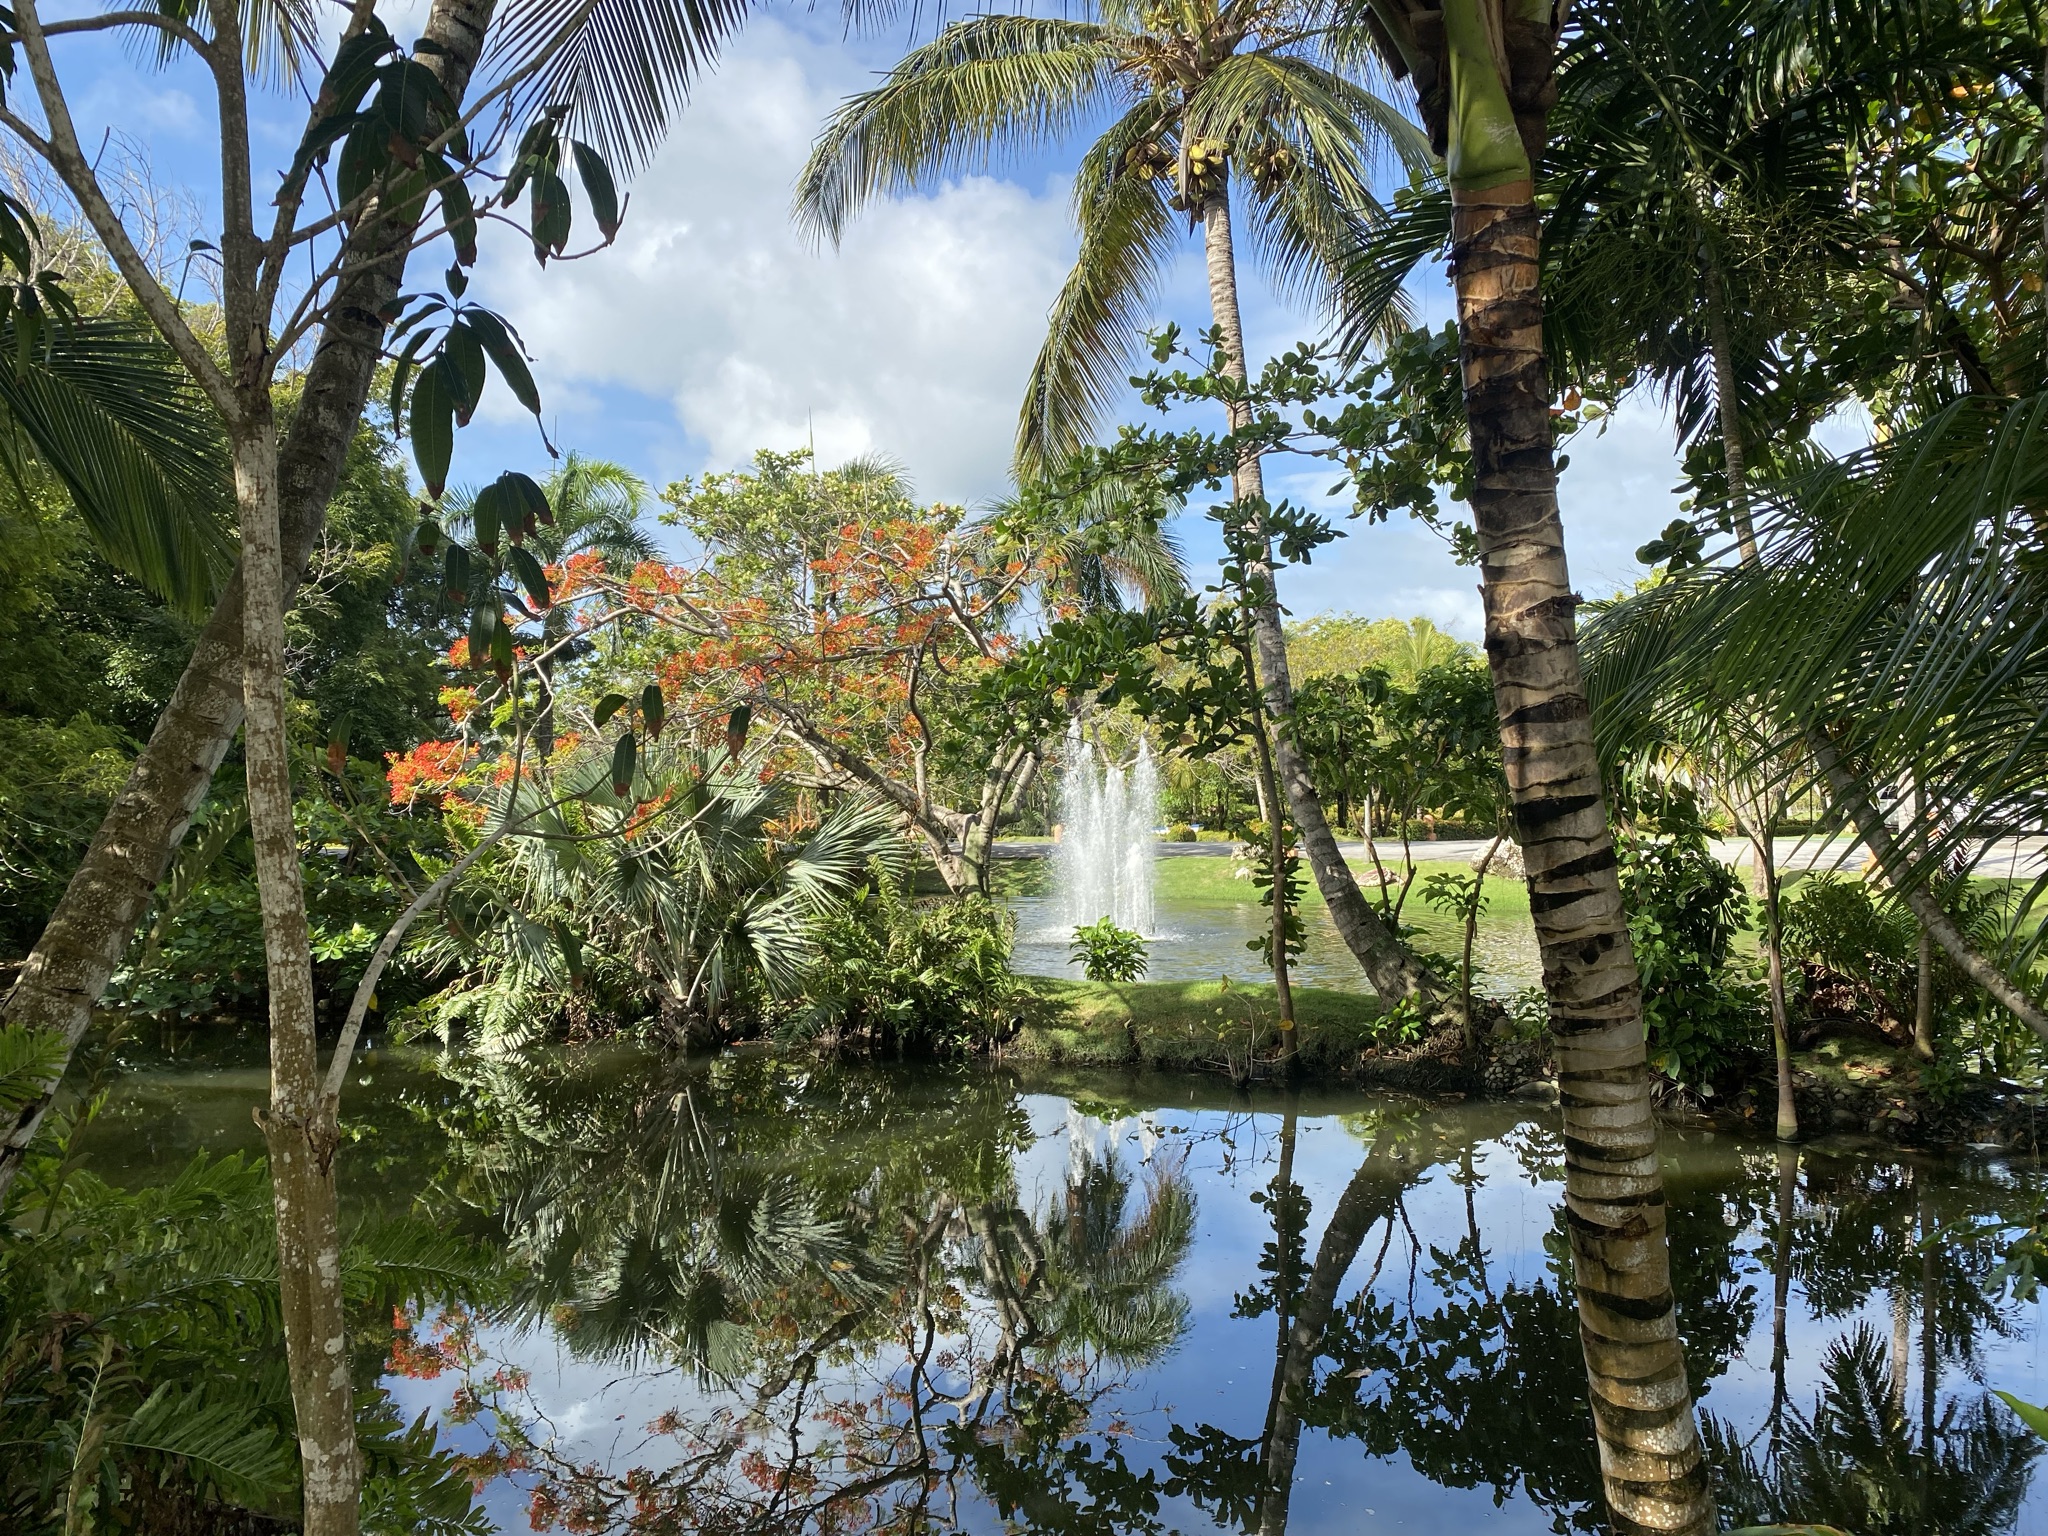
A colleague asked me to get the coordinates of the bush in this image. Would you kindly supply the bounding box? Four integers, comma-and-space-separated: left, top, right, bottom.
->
1071, 917, 1148, 983
1616, 809, 1766, 1091
1167, 822, 1196, 843
790, 872, 1022, 1053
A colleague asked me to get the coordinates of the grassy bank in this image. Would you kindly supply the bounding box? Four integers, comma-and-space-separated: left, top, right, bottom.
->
1011, 976, 1383, 1073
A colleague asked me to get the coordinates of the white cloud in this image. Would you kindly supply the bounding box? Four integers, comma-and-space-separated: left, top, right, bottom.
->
470, 19, 1076, 504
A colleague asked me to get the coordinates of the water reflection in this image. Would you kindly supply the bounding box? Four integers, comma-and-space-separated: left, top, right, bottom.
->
79, 1049, 2048, 1532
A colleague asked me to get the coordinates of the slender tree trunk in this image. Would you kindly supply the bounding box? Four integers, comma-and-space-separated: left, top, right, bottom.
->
1429, 0, 1708, 1517
1709, 246, 1800, 1138
1258, 1142, 1402, 1536
1768, 1143, 1798, 1430
1246, 714, 1297, 1048
0, 0, 497, 1202
1197, 189, 1450, 1017
1814, 737, 2048, 1042
1258, 1102, 1300, 1460
1751, 825, 1798, 1140
233, 414, 358, 1534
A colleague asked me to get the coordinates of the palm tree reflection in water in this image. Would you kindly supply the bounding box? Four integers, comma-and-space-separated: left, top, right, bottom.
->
446, 1055, 1197, 1533
428, 1061, 2045, 1535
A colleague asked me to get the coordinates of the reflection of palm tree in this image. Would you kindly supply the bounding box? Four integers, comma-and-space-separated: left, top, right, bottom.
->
1708, 1325, 2038, 1536
1029, 1147, 1196, 1366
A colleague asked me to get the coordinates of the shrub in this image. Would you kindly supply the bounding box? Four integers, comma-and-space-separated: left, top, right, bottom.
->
1615, 809, 1766, 1091
790, 872, 1022, 1053
1071, 917, 1148, 983
1167, 822, 1196, 843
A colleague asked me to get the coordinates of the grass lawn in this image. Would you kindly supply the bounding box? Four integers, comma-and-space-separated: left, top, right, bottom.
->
1011, 975, 1383, 1073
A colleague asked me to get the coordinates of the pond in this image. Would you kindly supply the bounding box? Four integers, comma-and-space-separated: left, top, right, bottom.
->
1002, 848, 1544, 998
81, 1039, 2048, 1533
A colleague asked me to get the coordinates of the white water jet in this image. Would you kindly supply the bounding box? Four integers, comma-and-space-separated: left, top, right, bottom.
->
1053, 720, 1158, 937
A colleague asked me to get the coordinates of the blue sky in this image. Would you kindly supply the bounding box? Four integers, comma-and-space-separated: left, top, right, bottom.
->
33, 0, 1705, 638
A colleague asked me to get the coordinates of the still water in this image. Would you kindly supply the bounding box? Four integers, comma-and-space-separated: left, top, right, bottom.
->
86, 1045, 2048, 1533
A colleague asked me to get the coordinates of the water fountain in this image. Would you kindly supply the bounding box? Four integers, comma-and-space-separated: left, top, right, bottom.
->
1052, 721, 1158, 936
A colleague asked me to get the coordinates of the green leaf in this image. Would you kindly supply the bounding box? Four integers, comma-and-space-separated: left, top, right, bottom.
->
442, 542, 470, 604
572, 140, 622, 239
640, 682, 664, 737
531, 170, 573, 263
470, 476, 504, 555
1996, 1390, 2048, 1442
508, 545, 551, 610
593, 692, 628, 728
464, 310, 542, 419
611, 731, 637, 797
499, 467, 553, 527
408, 356, 455, 499
442, 319, 486, 426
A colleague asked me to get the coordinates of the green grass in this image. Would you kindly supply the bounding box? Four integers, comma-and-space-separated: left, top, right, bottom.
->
1010, 976, 1383, 1074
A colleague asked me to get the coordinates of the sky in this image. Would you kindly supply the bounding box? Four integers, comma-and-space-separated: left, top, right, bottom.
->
33, 0, 1707, 639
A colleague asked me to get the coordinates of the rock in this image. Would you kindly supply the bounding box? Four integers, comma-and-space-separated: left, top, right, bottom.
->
1510, 1078, 1559, 1104
1476, 839, 1527, 881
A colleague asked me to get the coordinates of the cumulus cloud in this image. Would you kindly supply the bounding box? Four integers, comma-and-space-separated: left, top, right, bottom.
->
471, 19, 1077, 504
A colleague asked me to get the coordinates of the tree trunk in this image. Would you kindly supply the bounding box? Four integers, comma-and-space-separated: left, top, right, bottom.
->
1245, 708, 1298, 1047
1258, 1141, 1402, 1536
1814, 737, 2048, 1042
1768, 1143, 1798, 1429
1708, 242, 1800, 1138
0, 0, 498, 1202
1428, 0, 1708, 1516
233, 414, 358, 1534
1752, 827, 1799, 1140
1197, 188, 1449, 1016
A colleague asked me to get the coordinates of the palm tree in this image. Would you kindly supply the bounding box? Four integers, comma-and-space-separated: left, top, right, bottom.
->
1343, 1, 1715, 1527
794, 2, 1457, 1016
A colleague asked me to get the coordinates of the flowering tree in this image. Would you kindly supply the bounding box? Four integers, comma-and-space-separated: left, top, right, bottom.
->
597, 461, 1080, 893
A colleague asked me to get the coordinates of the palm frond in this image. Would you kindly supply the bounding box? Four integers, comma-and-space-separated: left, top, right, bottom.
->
486, 0, 753, 173
793, 15, 1122, 248
0, 315, 233, 616
1017, 98, 1179, 476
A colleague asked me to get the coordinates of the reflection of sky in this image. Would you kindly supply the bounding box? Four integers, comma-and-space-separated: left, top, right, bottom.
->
382, 1088, 2048, 1534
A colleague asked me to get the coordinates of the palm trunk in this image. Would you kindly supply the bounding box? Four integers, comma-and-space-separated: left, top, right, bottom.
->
234, 413, 358, 1534
1197, 189, 1449, 1017
0, 0, 497, 1203
1768, 1143, 1798, 1429
1428, 2, 1709, 1524
1258, 1142, 1402, 1536
1753, 827, 1798, 1139
1244, 706, 1298, 1048
1708, 247, 1801, 1139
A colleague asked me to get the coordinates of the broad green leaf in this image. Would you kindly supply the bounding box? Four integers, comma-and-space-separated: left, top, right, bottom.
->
593, 692, 628, 728
611, 731, 637, 797
465, 311, 542, 419
508, 545, 551, 610
641, 682, 664, 737
572, 141, 622, 239
409, 356, 455, 499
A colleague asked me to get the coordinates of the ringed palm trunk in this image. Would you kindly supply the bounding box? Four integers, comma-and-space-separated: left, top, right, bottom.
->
1379, 1, 1711, 1528
0, 0, 496, 1203
1198, 189, 1451, 1023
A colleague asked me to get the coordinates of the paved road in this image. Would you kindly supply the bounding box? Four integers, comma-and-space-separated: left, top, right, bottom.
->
995, 835, 2048, 879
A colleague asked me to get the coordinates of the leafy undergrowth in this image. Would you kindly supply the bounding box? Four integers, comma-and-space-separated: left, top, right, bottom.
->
1011, 976, 1382, 1074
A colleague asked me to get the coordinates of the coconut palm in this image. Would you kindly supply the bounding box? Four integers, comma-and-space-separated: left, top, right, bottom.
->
1337, 0, 1721, 1525
796, 4, 1461, 1016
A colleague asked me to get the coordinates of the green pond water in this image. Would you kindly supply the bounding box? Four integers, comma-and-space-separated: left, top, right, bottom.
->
81, 1041, 2048, 1533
